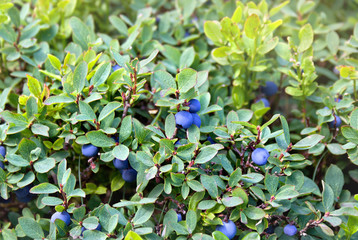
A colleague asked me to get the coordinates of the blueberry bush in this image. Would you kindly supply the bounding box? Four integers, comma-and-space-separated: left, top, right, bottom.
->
1, 0, 358, 240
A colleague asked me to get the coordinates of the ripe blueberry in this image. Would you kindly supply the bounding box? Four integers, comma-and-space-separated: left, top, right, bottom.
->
112, 65, 122, 72
113, 158, 129, 170
252, 148, 269, 166
255, 98, 270, 107
0, 162, 4, 169
175, 111, 194, 129
191, 113, 201, 128
216, 220, 237, 240
188, 99, 201, 113
17, 194, 33, 203
82, 144, 99, 157
0, 196, 10, 203
265, 225, 275, 234
328, 115, 342, 128
284, 224, 297, 236
0, 146, 6, 158
15, 184, 32, 198
51, 211, 71, 226
122, 168, 137, 183
261, 81, 278, 97
177, 213, 183, 222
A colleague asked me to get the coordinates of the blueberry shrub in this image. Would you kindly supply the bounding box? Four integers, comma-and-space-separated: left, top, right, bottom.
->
0, 0, 358, 240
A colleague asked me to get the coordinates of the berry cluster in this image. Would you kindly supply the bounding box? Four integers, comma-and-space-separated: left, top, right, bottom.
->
175, 99, 202, 129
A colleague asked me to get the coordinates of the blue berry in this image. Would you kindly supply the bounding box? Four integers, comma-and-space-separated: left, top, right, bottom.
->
122, 168, 137, 183
82, 144, 99, 157
15, 184, 32, 198
191, 113, 201, 128
216, 220, 237, 240
284, 224, 297, 236
328, 115, 342, 128
265, 225, 275, 234
175, 111, 194, 129
0, 161, 4, 169
335, 98, 341, 103
261, 81, 278, 97
177, 213, 183, 222
51, 211, 71, 226
17, 193, 33, 203
0, 146, 6, 158
184, 31, 190, 38
255, 98, 270, 107
207, 136, 215, 144
188, 99, 201, 113
252, 148, 269, 166
112, 65, 122, 72
113, 158, 129, 170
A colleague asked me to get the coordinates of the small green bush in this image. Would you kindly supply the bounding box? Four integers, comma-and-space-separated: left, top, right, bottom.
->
0, 0, 358, 240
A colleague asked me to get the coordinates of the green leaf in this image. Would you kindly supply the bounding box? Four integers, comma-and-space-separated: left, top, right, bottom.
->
222, 196, 243, 207
30, 183, 59, 194
33, 158, 56, 173
242, 232, 260, 240
229, 168, 242, 188
177, 68, 197, 93
83, 230, 108, 240
322, 180, 334, 212
98, 102, 121, 122
325, 165, 343, 200
326, 31, 339, 55
41, 196, 64, 206
109, 15, 128, 35
119, 116, 132, 143
83, 216, 99, 230
186, 210, 197, 234
298, 24, 313, 53
113, 144, 129, 160
69, 17, 91, 50
243, 206, 265, 220
44, 96, 75, 105
265, 173, 279, 196
86, 131, 115, 147
244, 14, 260, 39
204, 21, 223, 45
180, 47, 195, 69
111, 175, 125, 192
342, 127, 358, 144
132, 204, 154, 225
231, 6, 242, 23
18, 217, 44, 239
350, 109, 358, 130
165, 114, 176, 139
73, 61, 88, 93
31, 123, 50, 137
292, 134, 324, 150
195, 147, 218, 164
197, 200, 217, 210
125, 231, 143, 240
7, 154, 30, 167
27, 75, 42, 98
200, 175, 218, 198
47, 54, 62, 71
90, 62, 111, 87
153, 70, 177, 90
275, 185, 299, 200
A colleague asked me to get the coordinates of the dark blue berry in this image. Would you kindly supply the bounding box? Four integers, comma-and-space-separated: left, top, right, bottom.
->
82, 144, 99, 157
113, 158, 129, 170
122, 168, 137, 183
191, 113, 201, 128
261, 81, 278, 97
0, 146, 6, 158
188, 99, 201, 113
112, 65, 122, 72
175, 111, 194, 129
216, 220, 237, 239
51, 211, 71, 226
177, 213, 182, 222
328, 115, 342, 128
